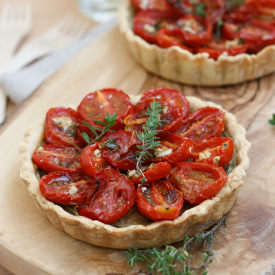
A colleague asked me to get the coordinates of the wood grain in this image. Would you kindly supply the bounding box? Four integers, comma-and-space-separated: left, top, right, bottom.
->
0, 26, 274, 275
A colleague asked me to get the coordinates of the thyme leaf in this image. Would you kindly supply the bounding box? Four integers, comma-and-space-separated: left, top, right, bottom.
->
195, 3, 206, 17
269, 113, 275, 125
136, 101, 163, 181
126, 216, 226, 275
81, 113, 117, 145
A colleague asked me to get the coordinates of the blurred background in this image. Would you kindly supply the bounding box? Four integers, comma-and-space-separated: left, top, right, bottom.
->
0, 0, 122, 127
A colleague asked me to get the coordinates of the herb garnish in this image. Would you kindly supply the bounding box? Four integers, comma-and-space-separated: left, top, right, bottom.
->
195, 3, 206, 17
126, 216, 226, 275
102, 137, 121, 151
81, 113, 117, 145
269, 113, 275, 126
136, 101, 163, 181
214, 18, 225, 39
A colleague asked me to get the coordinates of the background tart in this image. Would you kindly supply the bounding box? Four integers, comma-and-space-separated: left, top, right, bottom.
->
118, 0, 275, 86
20, 95, 250, 249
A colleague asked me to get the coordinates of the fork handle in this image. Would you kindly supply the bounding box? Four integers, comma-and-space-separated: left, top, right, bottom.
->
0, 87, 6, 125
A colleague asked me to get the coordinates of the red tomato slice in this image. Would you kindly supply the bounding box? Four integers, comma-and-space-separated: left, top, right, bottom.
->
197, 39, 248, 60
129, 161, 172, 184
175, 107, 225, 141
131, 0, 177, 12
80, 143, 109, 178
156, 27, 193, 51
170, 162, 227, 205
99, 130, 140, 170
140, 88, 190, 119
79, 168, 135, 224
124, 98, 183, 133
45, 107, 83, 148
176, 15, 213, 47
133, 10, 180, 44
40, 172, 95, 206
32, 145, 81, 174
136, 181, 183, 221
77, 89, 132, 129
154, 133, 194, 163
191, 137, 234, 166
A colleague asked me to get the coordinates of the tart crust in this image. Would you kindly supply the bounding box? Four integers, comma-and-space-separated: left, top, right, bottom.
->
119, 0, 275, 86
20, 95, 250, 249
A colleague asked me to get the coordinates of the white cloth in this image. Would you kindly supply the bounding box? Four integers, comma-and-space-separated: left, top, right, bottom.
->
1, 18, 117, 104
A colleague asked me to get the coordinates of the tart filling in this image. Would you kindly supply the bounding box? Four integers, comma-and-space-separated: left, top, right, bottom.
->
20, 89, 250, 248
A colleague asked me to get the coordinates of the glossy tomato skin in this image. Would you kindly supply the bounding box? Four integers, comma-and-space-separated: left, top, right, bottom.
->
140, 88, 190, 119
130, 161, 172, 185
79, 168, 135, 224
154, 133, 194, 163
170, 162, 227, 205
40, 172, 95, 205
175, 107, 225, 141
80, 143, 109, 178
45, 107, 83, 148
191, 137, 234, 166
32, 145, 81, 174
133, 10, 180, 44
99, 130, 141, 170
156, 27, 194, 52
124, 98, 183, 133
136, 181, 183, 221
176, 15, 213, 47
77, 89, 132, 129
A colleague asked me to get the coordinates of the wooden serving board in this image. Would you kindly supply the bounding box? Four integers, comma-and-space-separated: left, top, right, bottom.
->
0, 27, 275, 275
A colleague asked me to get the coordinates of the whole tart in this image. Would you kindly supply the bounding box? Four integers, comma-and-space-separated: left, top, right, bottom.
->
20, 95, 250, 249
119, 0, 275, 86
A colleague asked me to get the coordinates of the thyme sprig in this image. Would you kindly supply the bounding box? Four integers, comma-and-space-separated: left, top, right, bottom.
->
81, 113, 117, 145
136, 101, 163, 181
126, 216, 226, 275
269, 113, 275, 126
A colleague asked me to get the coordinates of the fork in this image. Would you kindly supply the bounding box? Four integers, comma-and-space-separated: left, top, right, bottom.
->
0, 15, 91, 75
0, 2, 32, 124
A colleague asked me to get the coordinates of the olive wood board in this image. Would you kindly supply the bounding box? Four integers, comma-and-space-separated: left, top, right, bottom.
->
0, 27, 275, 275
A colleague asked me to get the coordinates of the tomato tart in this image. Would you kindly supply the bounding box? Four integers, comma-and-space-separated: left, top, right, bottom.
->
119, 0, 275, 86
20, 88, 250, 249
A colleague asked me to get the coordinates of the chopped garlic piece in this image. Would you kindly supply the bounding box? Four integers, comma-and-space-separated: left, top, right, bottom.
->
52, 116, 74, 131
155, 147, 173, 158
94, 149, 102, 158
213, 156, 221, 165
198, 149, 211, 161
140, 0, 149, 9
68, 185, 78, 195
225, 39, 239, 49
37, 146, 44, 152
144, 24, 155, 33
128, 169, 139, 178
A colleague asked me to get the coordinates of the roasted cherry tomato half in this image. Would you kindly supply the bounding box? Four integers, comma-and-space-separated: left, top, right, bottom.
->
156, 27, 193, 51
197, 39, 248, 60
170, 162, 227, 205
40, 172, 95, 205
224, 0, 259, 23
140, 88, 190, 119
131, 0, 177, 12
136, 180, 183, 221
175, 107, 225, 141
79, 168, 135, 224
129, 161, 172, 184
176, 15, 213, 47
133, 10, 180, 44
80, 143, 109, 178
32, 145, 81, 174
45, 107, 83, 148
99, 130, 140, 170
191, 137, 234, 166
77, 89, 132, 129
124, 98, 183, 133
154, 133, 194, 163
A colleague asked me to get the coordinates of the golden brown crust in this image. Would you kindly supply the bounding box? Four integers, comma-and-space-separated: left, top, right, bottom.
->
20, 95, 250, 249
118, 0, 275, 86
